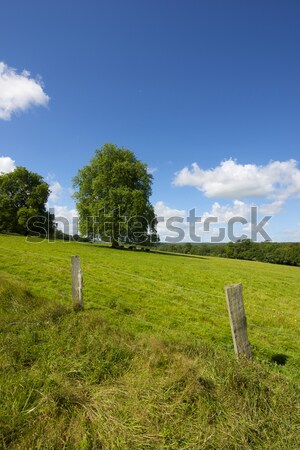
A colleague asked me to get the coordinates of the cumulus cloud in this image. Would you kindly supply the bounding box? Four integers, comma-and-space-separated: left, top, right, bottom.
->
48, 181, 63, 203
0, 61, 50, 120
154, 201, 189, 242
0, 156, 16, 174
202, 200, 252, 223
173, 159, 300, 200
259, 200, 284, 215
46, 176, 78, 235
51, 205, 79, 235
154, 199, 278, 242
154, 201, 187, 220
202, 199, 282, 224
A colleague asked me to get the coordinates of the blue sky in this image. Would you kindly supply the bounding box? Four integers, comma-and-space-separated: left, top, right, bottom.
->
0, 0, 300, 241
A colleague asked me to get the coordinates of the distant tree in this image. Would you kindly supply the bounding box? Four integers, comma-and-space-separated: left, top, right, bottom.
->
0, 167, 54, 236
182, 242, 193, 254
158, 241, 300, 267
73, 143, 158, 247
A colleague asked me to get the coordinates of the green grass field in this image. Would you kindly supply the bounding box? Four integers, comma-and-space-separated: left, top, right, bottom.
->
0, 234, 299, 449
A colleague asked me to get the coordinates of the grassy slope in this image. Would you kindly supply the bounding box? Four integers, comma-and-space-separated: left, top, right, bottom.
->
0, 234, 299, 449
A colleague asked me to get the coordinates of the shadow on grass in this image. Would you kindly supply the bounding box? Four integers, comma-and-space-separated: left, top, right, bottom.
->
271, 353, 289, 366
90, 243, 208, 259
150, 250, 208, 260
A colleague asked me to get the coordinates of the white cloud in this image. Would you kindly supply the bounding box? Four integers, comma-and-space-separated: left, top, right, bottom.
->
48, 181, 63, 203
202, 199, 283, 223
173, 159, 300, 200
154, 199, 279, 243
203, 200, 252, 223
0, 156, 16, 174
154, 201, 189, 242
259, 200, 284, 215
147, 167, 158, 175
154, 200, 187, 219
46, 176, 78, 234
50, 205, 78, 235
0, 61, 50, 120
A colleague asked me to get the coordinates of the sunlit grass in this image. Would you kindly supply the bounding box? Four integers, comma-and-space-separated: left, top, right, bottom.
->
0, 234, 299, 449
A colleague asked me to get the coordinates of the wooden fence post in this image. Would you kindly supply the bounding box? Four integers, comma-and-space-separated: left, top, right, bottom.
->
71, 256, 84, 311
224, 283, 251, 359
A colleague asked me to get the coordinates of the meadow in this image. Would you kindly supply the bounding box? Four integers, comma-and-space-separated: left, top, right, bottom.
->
0, 234, 299, 449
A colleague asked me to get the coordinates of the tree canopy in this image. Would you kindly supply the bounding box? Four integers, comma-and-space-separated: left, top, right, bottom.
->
73, 143, 158, 247
0, 166, 54, 236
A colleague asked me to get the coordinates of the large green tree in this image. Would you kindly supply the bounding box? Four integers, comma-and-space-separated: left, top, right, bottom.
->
0, 166, 54, 236
73, 143, 158, 247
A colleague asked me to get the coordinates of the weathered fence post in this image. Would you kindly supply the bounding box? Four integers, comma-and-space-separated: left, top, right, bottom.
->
71, 256, 84, 311
224, 283, 251, 359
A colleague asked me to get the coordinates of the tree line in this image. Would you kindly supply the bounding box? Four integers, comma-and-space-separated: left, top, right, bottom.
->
158, 240, 300, 267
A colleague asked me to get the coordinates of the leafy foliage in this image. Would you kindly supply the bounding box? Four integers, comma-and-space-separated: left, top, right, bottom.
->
0, 166, 54, 236
73, 143, 158, 246
159, 240, 300, 266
